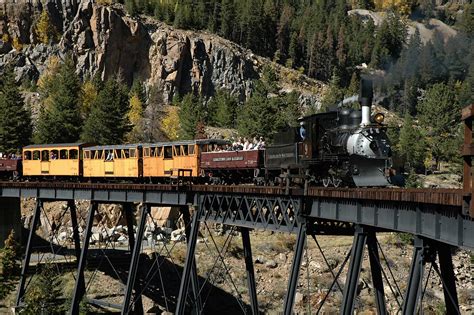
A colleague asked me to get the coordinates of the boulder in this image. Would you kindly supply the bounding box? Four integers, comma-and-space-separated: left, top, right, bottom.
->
171, 227, 186, 242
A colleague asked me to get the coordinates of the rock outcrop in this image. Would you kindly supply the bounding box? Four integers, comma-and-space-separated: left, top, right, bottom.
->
0, 1, 324, 105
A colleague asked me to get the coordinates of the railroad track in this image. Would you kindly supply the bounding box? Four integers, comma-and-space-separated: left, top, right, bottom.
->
0, 181, 464, 207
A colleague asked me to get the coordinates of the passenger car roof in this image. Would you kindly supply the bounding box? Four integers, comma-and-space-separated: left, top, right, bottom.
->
23, 143, 91, 149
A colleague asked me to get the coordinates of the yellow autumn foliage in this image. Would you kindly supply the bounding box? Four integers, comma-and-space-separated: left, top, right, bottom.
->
37, 56, 61, 92
161, 106, 180, 140
35, 10, 58, 44
81, 80, 98, 118
128, 94, 144, 126
373, 0, 414, 15
96, 0, 113, 4
12, 37, 22, 51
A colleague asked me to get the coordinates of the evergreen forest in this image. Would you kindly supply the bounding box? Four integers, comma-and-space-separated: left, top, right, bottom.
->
0, 0, 472, 178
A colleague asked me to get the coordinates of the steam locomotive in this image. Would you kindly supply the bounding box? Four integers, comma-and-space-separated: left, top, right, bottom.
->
265, 79, 392, 187
1, 81, 392, 187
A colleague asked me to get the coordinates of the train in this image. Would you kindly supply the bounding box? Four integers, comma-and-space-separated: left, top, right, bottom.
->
0, 80, 393, 187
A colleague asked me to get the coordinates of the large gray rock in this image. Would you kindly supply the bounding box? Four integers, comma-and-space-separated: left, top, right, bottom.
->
0, 1, 324, 106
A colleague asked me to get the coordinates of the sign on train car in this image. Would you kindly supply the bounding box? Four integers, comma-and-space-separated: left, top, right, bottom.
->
200, 150, 263, 169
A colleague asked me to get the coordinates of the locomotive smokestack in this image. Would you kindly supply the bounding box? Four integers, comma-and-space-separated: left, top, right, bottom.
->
359, 78, 373, 126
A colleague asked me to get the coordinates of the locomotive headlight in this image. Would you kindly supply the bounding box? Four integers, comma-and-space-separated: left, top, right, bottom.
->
373, 113, 385, 124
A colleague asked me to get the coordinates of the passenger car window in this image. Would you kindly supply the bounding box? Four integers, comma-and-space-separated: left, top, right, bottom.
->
130, 149, 136, 158
188, 145, 195, 155
69, 149, 78, 159
41, 150, 49, 161
33, 151, 40, 160
173, 146, 181, 156
164, 147, 172, 159
60, 149, 68, 159
24, 151, 32, 160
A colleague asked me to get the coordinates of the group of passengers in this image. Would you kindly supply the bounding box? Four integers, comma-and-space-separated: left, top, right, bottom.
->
231, 136, 265, 151
0, 152, 20, 159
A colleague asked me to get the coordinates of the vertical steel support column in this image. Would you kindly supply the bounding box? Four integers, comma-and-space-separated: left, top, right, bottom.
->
176, 205, 201, 315
70, 202, 98, 315
283, 222, 306, 315
241, 227, 258, 315
437, 243, 460, 315
341, 225, 367, 315
68, 200, 82, 262
16, 199, 42, 307
122, 204, 147, 315
402, 236, 425, 315
124, 203, 136, 251
68, 200, 85, 298
366, 231, 387, 315
181, 205, 202, 313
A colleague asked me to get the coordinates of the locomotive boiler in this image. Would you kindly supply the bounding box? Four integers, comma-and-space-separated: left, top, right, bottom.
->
265, 79, 392, 187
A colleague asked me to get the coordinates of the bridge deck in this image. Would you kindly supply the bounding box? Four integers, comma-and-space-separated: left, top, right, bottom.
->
0, 181, 472, 250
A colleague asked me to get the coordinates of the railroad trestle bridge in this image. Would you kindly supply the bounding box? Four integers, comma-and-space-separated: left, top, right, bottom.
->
0, 181, 472, 314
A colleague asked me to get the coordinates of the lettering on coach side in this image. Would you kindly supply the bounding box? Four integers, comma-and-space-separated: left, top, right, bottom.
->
267, 153, 294, 160
212, 156, 244, 162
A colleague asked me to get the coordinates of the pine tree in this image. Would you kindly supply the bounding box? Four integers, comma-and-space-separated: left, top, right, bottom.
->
398, 113, 427, 171
81, 77, 130, 144
347, 72, 359, 96
23, 262, 63, 314
458, 59, 474, 107
179, 93, 205, 139
460, 2, 474, 36
125, 0, 140, 16
237, 81, 286, 138
208, 90, 237, 128
220, 0, 235, 38
0, 230, 19, 301
34, 56, 82, 144
0, 67, 32, 154
275, 5, 293, 63
371, 13, 406, 69
129, 80, 146, 104
417, 83, 459, 168
401, 77, 420, 115
320, 71, 344, 111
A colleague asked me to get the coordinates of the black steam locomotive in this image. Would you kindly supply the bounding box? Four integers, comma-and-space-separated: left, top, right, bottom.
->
265, 80, 392, 187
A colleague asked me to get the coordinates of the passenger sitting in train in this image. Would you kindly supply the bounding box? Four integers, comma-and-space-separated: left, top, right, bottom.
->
257, 137, 265, 149
243, 138, 250, 150
250, 137, 258, 149
50, 152, 57, 160
233, 138, 243, 151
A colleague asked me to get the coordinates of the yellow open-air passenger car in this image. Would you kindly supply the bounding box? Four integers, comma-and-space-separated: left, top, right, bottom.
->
22, 143, 89, 177
82, 144, 142, 178
142, 140, 228, 179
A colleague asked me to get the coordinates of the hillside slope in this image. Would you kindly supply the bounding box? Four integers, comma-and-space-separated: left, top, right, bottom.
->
0, 0, 324, 105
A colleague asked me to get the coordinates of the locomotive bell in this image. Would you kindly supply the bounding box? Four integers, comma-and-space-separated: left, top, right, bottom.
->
359, 79, 373, 126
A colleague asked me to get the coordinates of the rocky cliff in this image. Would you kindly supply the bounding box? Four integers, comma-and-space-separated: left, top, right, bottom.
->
0, 0, 324, 104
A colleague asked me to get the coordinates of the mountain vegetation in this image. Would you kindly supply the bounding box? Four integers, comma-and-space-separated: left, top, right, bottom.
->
0, 0, 471, 175
120, 0, 474, 173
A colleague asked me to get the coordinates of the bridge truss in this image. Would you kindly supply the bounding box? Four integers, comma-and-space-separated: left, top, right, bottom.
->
0, 182, 472, 314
